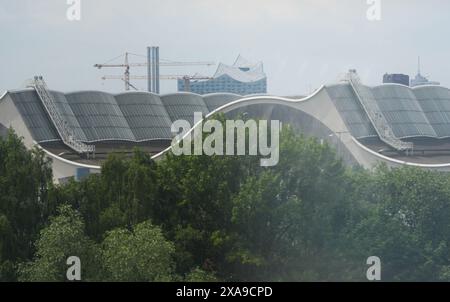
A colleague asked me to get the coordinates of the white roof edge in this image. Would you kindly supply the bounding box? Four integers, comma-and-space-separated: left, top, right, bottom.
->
412, 84, 447, 90
64, 90, 115, 95
203, 92, 242, 98
6, 88, 35, 94
326, 82, 450, 92
151, 86, 326, 160
0, 91, 8, 104
115, 91, 161, 97
34, 142, 101, 170
160, 91, 204, 97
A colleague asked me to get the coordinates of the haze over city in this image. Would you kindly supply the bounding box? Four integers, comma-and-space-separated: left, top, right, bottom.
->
1, 0, 449, 95
4, 0, 450, 286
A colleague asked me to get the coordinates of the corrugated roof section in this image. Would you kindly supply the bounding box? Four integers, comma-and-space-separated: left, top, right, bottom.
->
203, 93, 241, 111
326, 84, 377, 139
50, 90, 87, 141
8, 90, 60, 142
414, 86, 450, 138
115, 92, 173, 141
372, 85, 436, 138
161, 93, 209, 125
10, 85, 450, 146
65, 91, 135, 142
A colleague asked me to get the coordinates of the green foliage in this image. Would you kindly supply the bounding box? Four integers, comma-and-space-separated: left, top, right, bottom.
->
347, 166, 450, 281
18, 205, 100, 282
5, 122, 450, 281
101, 221, 175, 281
0, 130, 54, 281
49, 149, 158, 240
184, 267, 217, 282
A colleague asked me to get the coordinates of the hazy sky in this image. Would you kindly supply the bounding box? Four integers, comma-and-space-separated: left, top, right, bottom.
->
1, 0, 449, 95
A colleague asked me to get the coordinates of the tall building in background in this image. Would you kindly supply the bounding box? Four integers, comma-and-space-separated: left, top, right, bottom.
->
147, 46, 160, 94
178, 55, 267, 95
383, 73, 410, 86
410, 57, 440, 87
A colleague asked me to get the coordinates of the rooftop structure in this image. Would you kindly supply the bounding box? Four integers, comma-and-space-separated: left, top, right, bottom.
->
383, 73, 410, 86
4, 72, 450, 182
410, 57, 440, 87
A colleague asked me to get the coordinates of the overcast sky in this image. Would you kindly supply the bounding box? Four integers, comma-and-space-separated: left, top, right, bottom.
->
1, 0, 449, 95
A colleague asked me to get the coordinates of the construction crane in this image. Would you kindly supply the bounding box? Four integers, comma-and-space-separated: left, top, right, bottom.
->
94, 51, 215, 92
101, 74, 213, 92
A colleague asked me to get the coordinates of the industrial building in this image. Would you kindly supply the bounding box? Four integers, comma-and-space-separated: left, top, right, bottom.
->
383, 73, 410, 86
177, 55, 267, 95
2, 71, 450, 183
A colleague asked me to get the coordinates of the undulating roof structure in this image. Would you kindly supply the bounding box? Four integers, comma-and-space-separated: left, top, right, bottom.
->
4, 76, 450, 183
327, 83, 450, 140
1, 89, 239, 145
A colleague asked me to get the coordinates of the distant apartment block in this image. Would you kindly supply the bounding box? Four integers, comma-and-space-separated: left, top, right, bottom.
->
383, 73, 410, 86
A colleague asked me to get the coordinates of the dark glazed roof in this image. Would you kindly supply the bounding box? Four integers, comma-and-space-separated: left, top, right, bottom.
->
65, 91, 135, 142
372, 85, 436, 138
8, 90, 59, 142
2, 90, 235, 144
326, 84, 377, 139
115, 92, 173, 140
160, 93, 210, 125
328, 83, 450, 140
50, 90, 87, 141
203, 93, 241, 111
413, 86, 450, 138
6, 84, 450, 147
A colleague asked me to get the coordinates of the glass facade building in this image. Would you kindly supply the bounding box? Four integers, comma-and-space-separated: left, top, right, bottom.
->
178, 55, 267, 95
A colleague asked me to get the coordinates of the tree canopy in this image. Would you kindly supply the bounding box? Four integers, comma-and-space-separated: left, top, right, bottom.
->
1, 124, 450, 281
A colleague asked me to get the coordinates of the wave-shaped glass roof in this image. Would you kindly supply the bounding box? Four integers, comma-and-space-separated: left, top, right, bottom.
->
115, 92, 173, 141
65, 91, 135, 142
326, 84, 377, 139
372, 85, 436, 138
413, 86, 450, 138
8, 90, 60, 142
5, 84, 450, 145
203, 93, 241, 111
329, 83, 450, 140
4, 90, 219, 144
160, 93, 210, 125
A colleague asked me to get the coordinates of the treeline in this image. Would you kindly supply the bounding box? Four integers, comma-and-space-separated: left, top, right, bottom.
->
1, 124, 450, 281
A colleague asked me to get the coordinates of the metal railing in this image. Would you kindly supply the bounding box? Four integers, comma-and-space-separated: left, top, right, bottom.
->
29, 76, 95, 157
345, 71, 413, 152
